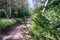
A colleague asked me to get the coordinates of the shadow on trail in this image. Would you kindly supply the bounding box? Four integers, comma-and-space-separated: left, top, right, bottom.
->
0, 21, 22, 40
0, 18, 31, 40
2, 21, 22, 35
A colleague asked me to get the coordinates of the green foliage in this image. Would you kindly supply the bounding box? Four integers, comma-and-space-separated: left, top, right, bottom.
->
30, 1, 60, 39
11, 6, 29, 18
0, 19, 16, 31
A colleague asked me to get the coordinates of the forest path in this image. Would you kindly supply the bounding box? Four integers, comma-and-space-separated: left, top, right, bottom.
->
0, 18, 31, 40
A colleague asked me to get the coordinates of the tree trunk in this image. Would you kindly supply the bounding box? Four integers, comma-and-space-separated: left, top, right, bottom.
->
0, 9, 9, 18
9, 7, 11, 18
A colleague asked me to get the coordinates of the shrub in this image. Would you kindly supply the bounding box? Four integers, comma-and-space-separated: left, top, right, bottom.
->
29, 7, 60, 40
0, 19, 16, 31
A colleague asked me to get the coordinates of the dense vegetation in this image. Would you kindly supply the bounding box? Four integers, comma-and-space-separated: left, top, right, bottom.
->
29, 0, 60, 40
0, 19, 16, 31
0, 0, 29, 31
0, 0, 60, 40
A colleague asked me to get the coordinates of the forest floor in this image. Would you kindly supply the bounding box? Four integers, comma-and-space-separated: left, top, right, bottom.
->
0, 18, 31, 40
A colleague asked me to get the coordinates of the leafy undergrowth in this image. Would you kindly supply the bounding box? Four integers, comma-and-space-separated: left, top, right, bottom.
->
0, 18, 17, 31
14, 18, 26, 24
21, 27, 35, 40
0, 18, 27, 31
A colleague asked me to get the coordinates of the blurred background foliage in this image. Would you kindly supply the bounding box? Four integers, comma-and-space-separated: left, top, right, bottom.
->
0, 0, 30, 31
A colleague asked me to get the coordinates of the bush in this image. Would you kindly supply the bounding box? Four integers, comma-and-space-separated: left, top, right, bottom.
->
29, 6, 60, 40
0, 19, 17, 31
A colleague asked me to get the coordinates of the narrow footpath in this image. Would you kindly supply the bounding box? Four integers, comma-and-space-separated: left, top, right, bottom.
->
0, 18, 31, 40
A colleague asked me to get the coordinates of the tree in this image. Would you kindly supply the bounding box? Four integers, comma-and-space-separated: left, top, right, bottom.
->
0, 0, 29, 18
11, 0, 29, 18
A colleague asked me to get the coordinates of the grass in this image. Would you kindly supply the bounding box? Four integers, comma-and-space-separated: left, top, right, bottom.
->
0, 18, 27, 31
0, 18, 17, 31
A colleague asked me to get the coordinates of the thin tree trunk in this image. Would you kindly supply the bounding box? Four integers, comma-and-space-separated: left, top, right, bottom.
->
9, 7, 11, 18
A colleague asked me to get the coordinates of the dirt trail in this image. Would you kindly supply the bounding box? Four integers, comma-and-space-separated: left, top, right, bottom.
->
0, 18, 31, 40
